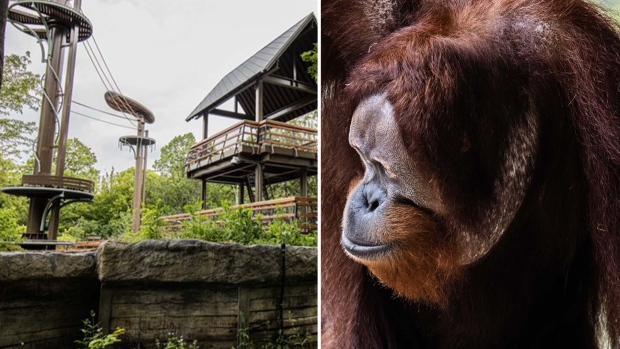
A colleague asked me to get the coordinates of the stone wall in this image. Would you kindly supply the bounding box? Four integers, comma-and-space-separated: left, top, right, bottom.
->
0, 240, 317, 349
0, 252, 99, 349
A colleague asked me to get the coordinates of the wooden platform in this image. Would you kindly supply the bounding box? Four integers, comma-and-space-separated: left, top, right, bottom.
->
186, 120, 317, 184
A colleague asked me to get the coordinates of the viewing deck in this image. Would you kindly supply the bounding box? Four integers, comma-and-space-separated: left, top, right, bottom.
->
185, 120, 317, 184
161, 197, 317, 234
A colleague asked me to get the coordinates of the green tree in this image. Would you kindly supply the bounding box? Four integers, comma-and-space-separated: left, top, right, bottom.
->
60, 138, 100, 183
0, 52, 41, 161
150, 133, 236, 213
153, 133, 196, 178
0, 118, 36, 160
301, 43, 317, 81
0, 52, 41, 115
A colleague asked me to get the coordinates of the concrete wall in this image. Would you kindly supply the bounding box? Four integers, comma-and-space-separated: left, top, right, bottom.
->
0, 240, 317, 349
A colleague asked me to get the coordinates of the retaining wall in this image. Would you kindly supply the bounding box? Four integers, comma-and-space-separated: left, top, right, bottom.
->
0, 240, 317, 349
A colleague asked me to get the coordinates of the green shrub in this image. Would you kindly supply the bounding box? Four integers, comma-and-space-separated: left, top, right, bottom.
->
180, 204, 263, 244
138, 200, 168, 240
0, 207, 24, 251
155, 333, 198, 349
76, 311, 124, 349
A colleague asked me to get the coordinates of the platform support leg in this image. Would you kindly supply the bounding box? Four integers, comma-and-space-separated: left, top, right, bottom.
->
237, 183, 244, 205
255, 165, 264, 202
201, 179, 207, 209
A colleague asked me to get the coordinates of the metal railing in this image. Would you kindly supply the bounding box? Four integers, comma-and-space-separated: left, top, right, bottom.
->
161, 196, 317, 233
185, 120, 317, 171
21, 174, 95, 193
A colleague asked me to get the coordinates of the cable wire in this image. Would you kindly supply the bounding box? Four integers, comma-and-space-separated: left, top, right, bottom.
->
88, 36, 142, 120
80, 43, 137, 127
72, 100, 132, 120
72, 110, 135, 130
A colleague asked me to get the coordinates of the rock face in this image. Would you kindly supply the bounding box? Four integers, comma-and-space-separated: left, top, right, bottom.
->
0, 251, 99, 349
97, 240, 317, 284
0, 251, 96, 281
0, 240, 318, 349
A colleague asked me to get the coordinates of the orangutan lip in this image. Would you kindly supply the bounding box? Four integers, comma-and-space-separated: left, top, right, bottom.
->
341, 234, 393, 259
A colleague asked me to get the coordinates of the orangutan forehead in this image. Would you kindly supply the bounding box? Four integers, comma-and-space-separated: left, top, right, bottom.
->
349, 94, 399, 153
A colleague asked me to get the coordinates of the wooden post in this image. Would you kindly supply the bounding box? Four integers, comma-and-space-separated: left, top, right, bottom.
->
99, 284, 113, 334
237, 287, 251, 347
238, 183, 244, 204
254, 81, 264, 202
255, 165, 264, 202
255, 81, 263, 122
202, 112, 209, 139
300, 169, 308, 198
201, 179, 207, 209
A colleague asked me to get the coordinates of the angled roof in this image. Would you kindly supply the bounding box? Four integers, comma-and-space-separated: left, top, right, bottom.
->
186, 13, 317, 121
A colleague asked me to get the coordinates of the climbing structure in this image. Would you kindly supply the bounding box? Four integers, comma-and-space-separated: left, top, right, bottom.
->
105, 91, 155, 234
185, 13, 317, 207
1, 0, 93, 249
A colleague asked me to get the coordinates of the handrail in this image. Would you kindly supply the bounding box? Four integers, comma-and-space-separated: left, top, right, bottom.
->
185, 120, 317, 171
190, 120, 260, 150
21, 174, 95, 193
161, 197, 317, 233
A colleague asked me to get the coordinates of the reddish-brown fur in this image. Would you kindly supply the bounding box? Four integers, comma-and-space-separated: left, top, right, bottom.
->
322, 0, 620, 348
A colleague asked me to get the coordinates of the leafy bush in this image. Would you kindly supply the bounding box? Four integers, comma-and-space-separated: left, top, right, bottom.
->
0, 207, 24, 251
155, 333, 198, 349
76, 311, 124, 349
181, 204, 263, 244
138, 200, 168, 240
256, 218, 316, 247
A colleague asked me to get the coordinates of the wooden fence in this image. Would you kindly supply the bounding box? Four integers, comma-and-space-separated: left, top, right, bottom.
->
161, 197, 317, 233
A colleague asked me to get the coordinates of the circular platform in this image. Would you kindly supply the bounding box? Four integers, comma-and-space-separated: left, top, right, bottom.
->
119, 135, 156, 147
2, 186, 94, 201
105, 91, 155, 124
8, 0, 93, 42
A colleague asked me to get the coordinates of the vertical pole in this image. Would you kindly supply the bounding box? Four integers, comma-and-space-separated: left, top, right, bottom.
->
237, 183, 244, 204
255, 81, 263, 122
201, 179, 207, 209
293, 55, 297, 82
131, 121, 145, 234
26, 24, 65, 238
48, 0, 82, 238
300, 169, 308, 198
0, 0, 8, 90
254, 81, 264, 202
299, 169, 308, 230
201, 112, 209, 208
202, 113, 209, 139
141, 130, 149, 206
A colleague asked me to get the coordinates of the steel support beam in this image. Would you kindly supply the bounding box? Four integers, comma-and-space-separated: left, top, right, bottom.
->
210, 108, 252, 120
265, 95, 316, 120
263, 75, 317, 95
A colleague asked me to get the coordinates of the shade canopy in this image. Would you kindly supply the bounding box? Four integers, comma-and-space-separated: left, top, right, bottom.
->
186, 13, 317, 123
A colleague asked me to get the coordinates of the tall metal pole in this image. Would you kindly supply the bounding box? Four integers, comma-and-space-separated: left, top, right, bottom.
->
131, 120, 145, 233
254, 81, 264, 202
49, 0, 82, 238
26, 23, 65, 237
0, 0, 8, 90
141, 130, 148, 206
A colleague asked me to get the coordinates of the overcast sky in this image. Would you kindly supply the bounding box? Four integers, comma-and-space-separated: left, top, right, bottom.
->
4, 0, 317, 174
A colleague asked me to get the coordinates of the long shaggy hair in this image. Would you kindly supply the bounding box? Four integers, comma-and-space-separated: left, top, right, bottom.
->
322, 0, 620, 348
